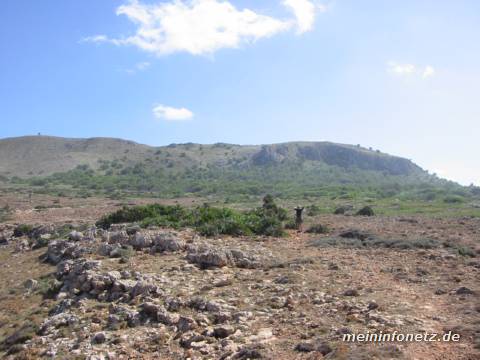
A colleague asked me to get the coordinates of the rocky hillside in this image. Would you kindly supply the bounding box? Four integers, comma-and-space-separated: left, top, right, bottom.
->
0, 136, 424, 178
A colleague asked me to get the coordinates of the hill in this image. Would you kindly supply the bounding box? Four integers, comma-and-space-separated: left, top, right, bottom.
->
0, 135, 470, 201
0, 136, 151, 177
0, 136, 422, 177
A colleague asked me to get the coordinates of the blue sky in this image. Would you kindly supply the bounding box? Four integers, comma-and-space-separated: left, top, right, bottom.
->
0, 0, 479, 185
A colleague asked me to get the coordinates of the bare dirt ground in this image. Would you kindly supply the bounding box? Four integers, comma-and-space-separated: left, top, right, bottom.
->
0, 193, 478, 359
0, 191, 202, 225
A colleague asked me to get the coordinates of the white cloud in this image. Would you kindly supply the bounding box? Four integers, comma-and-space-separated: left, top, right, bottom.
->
153, 104, 194, 121
125, 61, 151, 74
136, 61, 150, 70
84, 0, 325, 56
387, 61, 435, 79
387, 61, 416, 75
422, 65, 435, 78
81, 35, 109, 43
283, 0, 317, 34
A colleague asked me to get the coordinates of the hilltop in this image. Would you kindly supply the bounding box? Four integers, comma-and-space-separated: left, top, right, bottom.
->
0, 136, 151, 177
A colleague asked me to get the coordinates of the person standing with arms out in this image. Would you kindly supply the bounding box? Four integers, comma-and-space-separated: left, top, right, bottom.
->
295, 206, 304, 231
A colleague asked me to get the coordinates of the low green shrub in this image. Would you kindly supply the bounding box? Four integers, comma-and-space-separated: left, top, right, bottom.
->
355, 206, 375, 216
97, 204, 191, 229
54, 224, 75, 239
284, 220, 297, 230
33, 236, 50, 249
333, 205, 353, 215
306, 224, 329, 234
38, 276, 63, 299
443, 195, 464, 204
441, 240, 476, 257
306, 204, 321, 216
13, 224, 34, 237
193, 206, 249, 236
1, 324, 39, 351
309, 236, 439, 249
456, 245, 476, 257
116, 246, 135, 263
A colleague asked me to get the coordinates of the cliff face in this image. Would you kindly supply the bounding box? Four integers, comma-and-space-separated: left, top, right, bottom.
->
251, 142, 422, 176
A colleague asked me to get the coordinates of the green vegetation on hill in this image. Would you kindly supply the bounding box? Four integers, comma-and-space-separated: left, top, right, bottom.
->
15, 159, 476, 204
2, 137, 479, 216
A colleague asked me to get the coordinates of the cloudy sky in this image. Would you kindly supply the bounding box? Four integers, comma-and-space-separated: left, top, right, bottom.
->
0, 0, 479, 185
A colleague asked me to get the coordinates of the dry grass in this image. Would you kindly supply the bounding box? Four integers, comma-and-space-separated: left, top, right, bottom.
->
0, 247, 55, 356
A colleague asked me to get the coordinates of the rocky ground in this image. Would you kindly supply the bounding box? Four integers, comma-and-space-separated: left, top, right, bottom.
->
0, 194, 479, 359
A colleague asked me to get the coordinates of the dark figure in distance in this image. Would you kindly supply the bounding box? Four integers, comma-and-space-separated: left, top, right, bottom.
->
295, 206, 304, 231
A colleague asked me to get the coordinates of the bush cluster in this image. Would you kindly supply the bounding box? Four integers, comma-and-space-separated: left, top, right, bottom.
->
96, 195, 287, 237
306, 204, 321, 216
309, 236, 440, 250
355, 206, 375, 216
